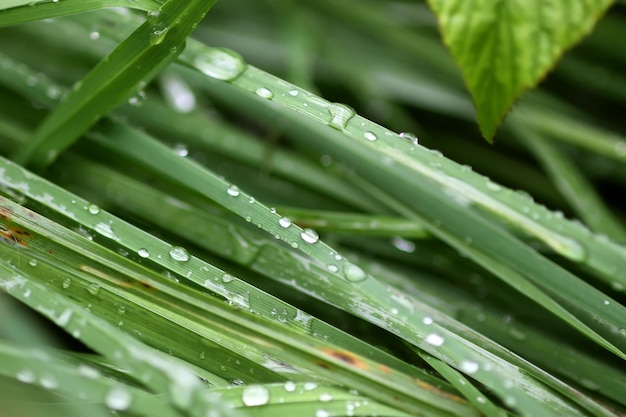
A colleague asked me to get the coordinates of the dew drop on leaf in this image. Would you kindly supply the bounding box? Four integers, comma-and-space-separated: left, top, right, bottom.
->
284, 381, 296, 392
255, 87, 274, 99
279, 217, 292, 228
399, 132, 419, 144
137, 248, 150, 258
227, 185, 240, 197
169, 246, 190, 262
364, 131, 377, 142
425, 333, 444, 346
459, 360, 479, 374
327, 103, 355, 131
40, 374, 58, 389
301, 228, 319, 244
106, 385, 133, 411
194, 48, 247, 81
87, 204, 100, 214
343, 263, 366, 283
16, 369, 35, 383
242, 385, 270, 406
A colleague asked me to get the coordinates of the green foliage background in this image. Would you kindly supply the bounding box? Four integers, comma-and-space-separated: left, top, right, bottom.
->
1, 1, 625, 417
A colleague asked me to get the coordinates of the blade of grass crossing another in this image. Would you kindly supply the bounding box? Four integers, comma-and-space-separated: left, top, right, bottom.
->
12, 0, 218, 170
0, 0, 163, 28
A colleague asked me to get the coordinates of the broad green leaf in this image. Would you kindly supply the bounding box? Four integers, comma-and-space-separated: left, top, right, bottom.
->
426, 0, 614, 140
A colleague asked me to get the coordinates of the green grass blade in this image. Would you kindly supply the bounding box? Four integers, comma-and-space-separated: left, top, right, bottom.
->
0, 0, 161, 28
0, 340, 179, 417
419, 352, 508, 417
12, 0, 217, 170
510, 119, 626, 241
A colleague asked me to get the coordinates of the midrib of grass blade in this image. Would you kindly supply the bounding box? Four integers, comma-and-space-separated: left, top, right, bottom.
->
0, 340, 178, 417
0, 0, 162, 28
0, 201, 475, 417
12, 0, 218, 170
0, 260, 244, 417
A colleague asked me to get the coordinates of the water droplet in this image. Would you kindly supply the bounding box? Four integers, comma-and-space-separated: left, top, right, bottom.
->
149, 26, 169, 45
87, 283, 100, 296
106, 385, 133, 411
459, 360, 479, 374
399, 132, 419, 144
28, 259, 38, 267
504, 396, 517, 407
89, 31, 100, 40
279, 217, 292, 228
56, 308, 73, 327
128, 90, 146, 106
62, 278, 72, 289
304, 382, 318, 391
172, 143, 189, 156
40, 374, 58, 389
284, 381, 296, 392
242, 385, 270, 406
227, 185, 240, 197
364, 131, 377, 142
161, 75, 196, 113
343, 263, 366, 282
193, 48, 247, 81
300, 228, 319, 244
222, 273, 234, 283
95, 222, 120, 241
255, 87, 274, 99
315, 409, 330, 417
78, 365, 100, 379
17, 369, 35, 383
88, 204, 100, 214
422, 317, 433, 325
117, 305, 126, 314
169, 246, 190, 262
319, 393, 333, 402
425, 333, 444, 346
391, 236, 415, 253
137, 248, 150, 258
291, 242, 299, 249
327, 264, 338, 273
288, 89, 299, 96
327, 103, 355, 131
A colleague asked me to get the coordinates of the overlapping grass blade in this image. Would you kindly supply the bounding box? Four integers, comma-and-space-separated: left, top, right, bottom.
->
510, 119, 626, 241
0, 340, 177, 417
0, 0, 162, 28
0, 258, 242, 417
12, 0, 217, 170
